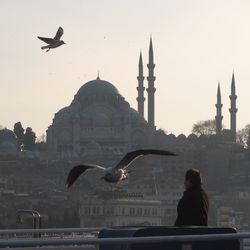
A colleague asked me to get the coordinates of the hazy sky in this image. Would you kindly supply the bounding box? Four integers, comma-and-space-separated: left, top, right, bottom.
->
1, 0, 250, 137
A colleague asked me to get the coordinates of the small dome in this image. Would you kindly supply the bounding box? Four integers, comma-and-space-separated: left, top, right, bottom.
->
130, 108, 139, 115
177, 134, 187, 139
188, 133, 198, 140
55, 106, 72, 121
0, 141, 18, 154
76, 79, 119, 98
71, 99, 81, 109
168, 133, 176, 139
130, 108, 147, 124
0, 129, 17, 144
156, 129, 167, 136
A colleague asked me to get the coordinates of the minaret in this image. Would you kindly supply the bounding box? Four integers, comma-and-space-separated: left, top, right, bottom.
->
215, 82, 223, 136
229, 72, 237, 142
147, 37, 156, 128
136, 51, 145, 117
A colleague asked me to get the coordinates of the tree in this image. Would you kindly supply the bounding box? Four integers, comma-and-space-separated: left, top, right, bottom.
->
192, 119, 217, 136
13, 122, 24, 150
23, 127, 36, 151
237, 124, 250, 148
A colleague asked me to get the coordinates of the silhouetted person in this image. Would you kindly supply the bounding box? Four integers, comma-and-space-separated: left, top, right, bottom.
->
175, 169, 209, 226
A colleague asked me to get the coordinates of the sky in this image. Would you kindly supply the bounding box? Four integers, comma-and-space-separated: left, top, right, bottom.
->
0, 0, 250, 137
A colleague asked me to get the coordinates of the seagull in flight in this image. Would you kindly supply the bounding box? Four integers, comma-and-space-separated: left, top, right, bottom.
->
66, 149, 176, 188
38, 27, 66, 52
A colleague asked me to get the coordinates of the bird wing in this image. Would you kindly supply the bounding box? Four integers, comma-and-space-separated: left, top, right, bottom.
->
66, 164, 105, 188
37, 36, 55, 44
54, 27, 64, 40
114, 149, 176, 170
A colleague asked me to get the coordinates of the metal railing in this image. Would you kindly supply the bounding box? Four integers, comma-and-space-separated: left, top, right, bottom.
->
0, 227, 102, 235
0, 228, 249, 248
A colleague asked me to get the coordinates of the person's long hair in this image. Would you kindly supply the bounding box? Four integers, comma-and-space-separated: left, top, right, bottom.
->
185, 168, 202, 187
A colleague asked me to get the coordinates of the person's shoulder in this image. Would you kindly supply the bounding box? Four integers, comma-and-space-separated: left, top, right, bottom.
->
195, 187, 209, 201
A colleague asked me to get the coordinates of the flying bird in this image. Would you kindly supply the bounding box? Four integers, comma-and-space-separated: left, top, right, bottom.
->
38, 27, 66, 52
66, 149, 176, 188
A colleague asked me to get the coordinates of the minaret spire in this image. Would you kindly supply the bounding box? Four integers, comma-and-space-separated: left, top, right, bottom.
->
215, 82, 223, 136
147, 37, 156, 128
96, 70, 100, 80
137, 51, 145, 117
229, 72, 237, 142
149, 36, 154, 64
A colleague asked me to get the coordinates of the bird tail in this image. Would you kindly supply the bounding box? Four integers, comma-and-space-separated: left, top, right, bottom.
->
41, 46, 47, 50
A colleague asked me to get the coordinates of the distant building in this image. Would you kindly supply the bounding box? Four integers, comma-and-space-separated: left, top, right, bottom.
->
217, 206, 243, 228
79, 194, 161, 227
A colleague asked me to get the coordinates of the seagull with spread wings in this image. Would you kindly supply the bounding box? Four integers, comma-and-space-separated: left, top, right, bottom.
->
66, 149, 176, 188
38, 27, 66, 52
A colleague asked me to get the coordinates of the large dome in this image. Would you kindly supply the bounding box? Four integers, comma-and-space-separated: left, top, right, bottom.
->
76, 78, 119, 97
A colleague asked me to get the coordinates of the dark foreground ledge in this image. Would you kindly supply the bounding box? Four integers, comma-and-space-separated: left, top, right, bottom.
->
98, 226, 240, 250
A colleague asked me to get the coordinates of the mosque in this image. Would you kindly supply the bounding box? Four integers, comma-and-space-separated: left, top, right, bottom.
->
46, 38, 238, 161
0, 38, 239, 165
0, 39, 237, 162
46, 38, 161, 159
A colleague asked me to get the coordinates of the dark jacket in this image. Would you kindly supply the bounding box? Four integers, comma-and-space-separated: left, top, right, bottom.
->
175, 186, 209, 226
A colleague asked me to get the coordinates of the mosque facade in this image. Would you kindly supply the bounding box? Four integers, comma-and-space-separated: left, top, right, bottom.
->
46, 77, 156, 159
46, 38, 159, 160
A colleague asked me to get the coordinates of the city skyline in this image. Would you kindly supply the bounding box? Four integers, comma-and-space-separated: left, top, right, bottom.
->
1, 0, 250, 137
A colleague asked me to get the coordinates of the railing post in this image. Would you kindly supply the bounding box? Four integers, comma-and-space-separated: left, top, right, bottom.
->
32, 216, 37, 238
239, 239, 244, 250
38, 216, 42, 238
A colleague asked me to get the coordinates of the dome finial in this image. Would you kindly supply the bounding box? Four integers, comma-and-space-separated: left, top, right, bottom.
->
96, 71, 100, 80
